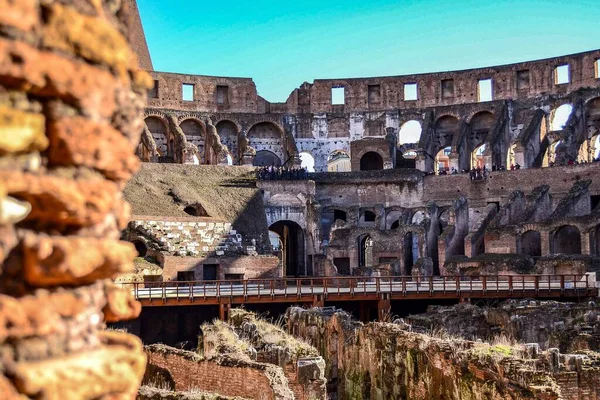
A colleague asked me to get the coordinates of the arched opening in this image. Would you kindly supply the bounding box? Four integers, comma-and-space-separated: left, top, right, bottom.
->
248, 122, 284, 161
435, 146, 452, 174
360, 152, 383, 171
359, 234, 374, 268
520, 230, 541, 258
184, 203, 209, 217
398, 120, 422, 145
472, 144, 486, 170
550, 104, 573, 131
216, 120, 238, 161
299, 152, 315, 172
397, 150, 418, 169
433, 116, 459, 172
391, 220, 400, 229
386, 210, 404, 230
145, 117, 169, 159
132, 240, 148, 257
269, 221, 305, 277
180, 119, 206, 163
507, 143, 517, 168
359, 210, 376, 225
412, 211, 425, 225
253, 150, 282, 167
552, 225, 581, 255
403, 232, 418, 274
226, 154, 233, 165
327, 150, 351, 172
334, 209, 347, 223
543, 140, 562, 167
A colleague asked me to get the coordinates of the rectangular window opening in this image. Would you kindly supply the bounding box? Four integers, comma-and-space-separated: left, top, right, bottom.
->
404, 83, 418, 101
368, 84, 381, 104
177, 271, 195, 282
148, 80, 159, 98
331, 87, 345, 105
554, 64, 570, 85
441, 79, 454, 99
477, 79, 493, 102
516, 70, 530, 90
182, 83, 195, 101
202, 264, 218, 281
216, 85, 229, 105
224, 273, 244, 281
595, 60, 600, 80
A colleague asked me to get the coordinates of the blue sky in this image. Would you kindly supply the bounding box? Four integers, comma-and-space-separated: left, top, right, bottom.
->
138, 0, 599, 102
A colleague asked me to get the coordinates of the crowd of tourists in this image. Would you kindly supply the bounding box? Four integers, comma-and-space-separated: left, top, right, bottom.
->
256, 165, 310, 180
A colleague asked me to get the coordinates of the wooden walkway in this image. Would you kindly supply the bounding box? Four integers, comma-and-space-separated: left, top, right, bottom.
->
123, 274, 597, 319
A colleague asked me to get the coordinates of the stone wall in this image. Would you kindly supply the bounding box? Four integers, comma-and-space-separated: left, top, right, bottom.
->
286, 307, 600, 400
0, 0, 151, 398
144, 345, 292, 400
408, 300, 600, 353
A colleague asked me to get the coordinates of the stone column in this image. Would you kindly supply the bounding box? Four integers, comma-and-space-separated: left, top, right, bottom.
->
0, 1, 151, 398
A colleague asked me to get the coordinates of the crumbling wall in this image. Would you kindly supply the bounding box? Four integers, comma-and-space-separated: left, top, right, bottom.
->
144, 345, 291, 400
408, 300, 600, 353
286, 307, 600, 400
0, 0, 151, 398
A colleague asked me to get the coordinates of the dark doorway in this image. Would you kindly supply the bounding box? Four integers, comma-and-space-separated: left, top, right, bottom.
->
203, 264, 218, 281
253, 150, 282, 167
133, 240, 147, 257
177, 271, 195, 281
520, 230, 541, 258
552, 225, 581, 255
334, 209, 347, 222
269, 220, 305, 277
360, 152, 384, 171
359, 235, 373, 267
403, 232, 418, 274
334, 257, 351, 275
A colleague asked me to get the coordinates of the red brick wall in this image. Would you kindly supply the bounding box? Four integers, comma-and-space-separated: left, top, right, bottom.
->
162, 255, 281, 281
146, 350, 277, 400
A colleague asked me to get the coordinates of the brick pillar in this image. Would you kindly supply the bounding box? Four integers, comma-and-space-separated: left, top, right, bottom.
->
541, 230, 552, 256
0, 1, 151, 397
581, 230, 592, 255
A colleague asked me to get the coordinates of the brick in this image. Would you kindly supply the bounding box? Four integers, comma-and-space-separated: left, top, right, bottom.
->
42, 3, 136, 78
47, 115, 139, 181
0, 0, 39, 33
0, 106, 47, 155
21, 232, 136, 286
12, 332, 145, 400
0, 171, 127, 228
0, 37, 122, 119
102, 282, 141, 323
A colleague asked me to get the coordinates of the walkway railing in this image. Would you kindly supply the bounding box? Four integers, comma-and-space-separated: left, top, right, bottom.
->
121, 274, 597, 305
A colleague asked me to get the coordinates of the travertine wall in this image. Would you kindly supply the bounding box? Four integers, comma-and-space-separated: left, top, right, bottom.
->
287, 307, 600, 400
0, 0, 151, 398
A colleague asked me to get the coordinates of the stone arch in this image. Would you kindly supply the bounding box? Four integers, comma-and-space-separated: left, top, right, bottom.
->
358, 234, 374, 268
360, 152, 383, 171
469, 111, 494, 147
359, 210, 377, 225
132, 239, 148, 257
145, 116, 169, 157
552, 225, 581, 255
435, 146, 452, 174
411, 210, 426, 225
269, 220, 305, 277
550, 104, 573, 131
386, 209, 404, 230
253, 150, 281, 167
299, 151, 315, 172
216, 120, 239, 162
327, 150, 351, 172
434, 115, 459, 153
248, 121, 285, 162
180, 119, 206, 163
520, 230, 541, 258
398, 120, 422, 145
